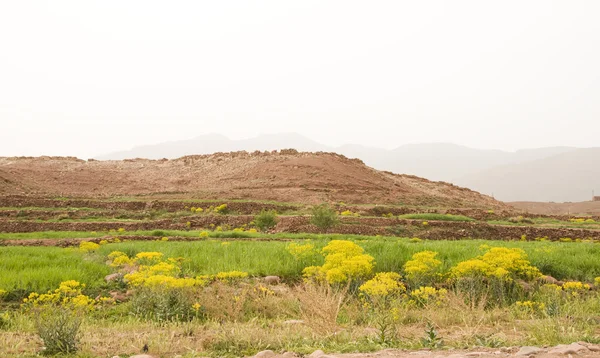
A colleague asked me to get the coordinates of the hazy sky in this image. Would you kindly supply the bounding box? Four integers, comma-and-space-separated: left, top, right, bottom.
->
1, 1, 599, 158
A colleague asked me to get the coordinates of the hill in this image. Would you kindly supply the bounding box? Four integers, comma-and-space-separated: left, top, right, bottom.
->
95, 133, 578, 183
456, 148, 600, 202
0, 151, 506, 209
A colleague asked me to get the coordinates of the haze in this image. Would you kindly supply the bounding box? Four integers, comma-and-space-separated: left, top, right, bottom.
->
1, 1, 600, 159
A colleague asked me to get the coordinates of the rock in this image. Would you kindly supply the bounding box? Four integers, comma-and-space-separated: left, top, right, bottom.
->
105, 273, 122, 282
281, 353, 297, 358
516, 346, 543, 356
283, 319, 304, 325
542, 275, 559, 285
254, 350, 277, 358
309, 350, 325, 358
264, 276, 281, 285
129, 355, 156, 358
109, 290, 128, 302
548, 342, 588, 355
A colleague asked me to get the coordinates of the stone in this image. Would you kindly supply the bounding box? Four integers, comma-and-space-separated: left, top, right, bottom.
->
309, 350, 326, 358
264, 275, 281, 285
105, 273, 122, 282
281, 353, 297, 358
516, 346, 543, 356
283, 319, 304, 325
129, 355, 156, 358
254, 350, 277, 358
542, 275, 559, 285
548, 342, 588, 355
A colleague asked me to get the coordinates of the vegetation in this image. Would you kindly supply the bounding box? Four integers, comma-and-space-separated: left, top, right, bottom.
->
253, 209, 279, 231
310, 204, 339, 230
398, 213, 475, 222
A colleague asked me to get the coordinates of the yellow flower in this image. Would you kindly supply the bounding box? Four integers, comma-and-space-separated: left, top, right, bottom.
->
404, 251, 441, 283
216, 271, 249, 282
410, 286, 447, 307
79, 241, 100, 252
303, 240, 374, 284
192, 302, 202, 311
199, 231, 210, 238
359, 272, 405, 297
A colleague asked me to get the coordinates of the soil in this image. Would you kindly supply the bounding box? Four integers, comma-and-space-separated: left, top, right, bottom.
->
0, 151, 507, 209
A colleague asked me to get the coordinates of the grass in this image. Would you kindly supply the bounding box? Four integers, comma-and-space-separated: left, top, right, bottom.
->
2, 236, 600, 297
398, 213, 475, 222
0, 246, 110, 295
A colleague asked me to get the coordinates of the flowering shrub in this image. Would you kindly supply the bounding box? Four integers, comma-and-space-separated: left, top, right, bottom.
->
359, 272, 405, 298
214, 204, 228, 214
409, 286, 447, 307
215, 271, 249, 283
561, 281, 591, 297
403, 251, 442, 286
23, 280, 94, 311
287, 242, 317, 261
79, 241, 100, 252
515, 300, 546, 316
199, 231, 210, 238
595, 277, 600, 287
341, 210, 359, 217
135, 251, 164, 264
303, 240, 374, 284
451, 247, 541, 282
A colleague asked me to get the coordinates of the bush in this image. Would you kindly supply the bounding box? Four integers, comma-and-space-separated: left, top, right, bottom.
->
310, 204, 338, 231
35, 306, 83, 355
129, 286, 197, 323
254, 210, 279, 231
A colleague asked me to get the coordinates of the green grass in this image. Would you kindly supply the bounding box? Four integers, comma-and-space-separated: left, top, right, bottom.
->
0, 246, 110, 296
398, 213, 475, 222
2, 237, 600, 296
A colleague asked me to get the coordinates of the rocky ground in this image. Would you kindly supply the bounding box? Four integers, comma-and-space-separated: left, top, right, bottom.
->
125, 342, 600, 358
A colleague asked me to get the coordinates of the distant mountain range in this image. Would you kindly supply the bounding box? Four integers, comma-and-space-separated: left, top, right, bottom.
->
95, 133, 598, 202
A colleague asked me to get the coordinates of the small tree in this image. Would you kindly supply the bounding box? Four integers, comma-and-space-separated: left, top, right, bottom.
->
310, 204, 338, 231
254, 210, 279, 232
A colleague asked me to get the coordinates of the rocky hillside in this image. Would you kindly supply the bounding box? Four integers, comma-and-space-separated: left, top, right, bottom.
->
0, 150, 507, 208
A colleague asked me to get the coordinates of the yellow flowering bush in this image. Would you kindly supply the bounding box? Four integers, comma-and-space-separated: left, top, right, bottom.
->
594, 277, 600, 286
403, 251, 442, 286
410, 286, 448, 307
562, 281, 591, 297
287, 242, 317, 261
23, 280, 94, 311
214, 204, 228, 214
451, 247, 541, 282
359, 272, 405, 298
515, 300, 546, 315
215, 271, 249, 283
303, 240, 374, 285
135, 251, 164, 263
79, 241, 100, 252
341, 210, 359, 217
199, 231, 210, 238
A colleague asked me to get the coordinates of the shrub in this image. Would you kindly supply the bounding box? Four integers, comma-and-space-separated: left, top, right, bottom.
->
303, 240, 374, 285
129, 286, 197, 323
79, 241, 100, 253
214, 204, 229, 214
310, 204, 338, 231
35, 306, 83, 355
254, 210, 279, 231
404, 251, 442, 287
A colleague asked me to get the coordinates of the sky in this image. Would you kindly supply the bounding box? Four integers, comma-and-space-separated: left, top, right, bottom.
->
1, 1, 599, 159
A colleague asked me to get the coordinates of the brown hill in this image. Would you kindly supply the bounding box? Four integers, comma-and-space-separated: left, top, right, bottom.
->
0, 151, 507, 208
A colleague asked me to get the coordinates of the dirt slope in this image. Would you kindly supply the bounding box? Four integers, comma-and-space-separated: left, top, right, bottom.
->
0, 151, 506, 208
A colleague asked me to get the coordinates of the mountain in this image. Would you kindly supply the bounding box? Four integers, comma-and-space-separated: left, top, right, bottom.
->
455, 148, 600, 202
0, 151, 507, 209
